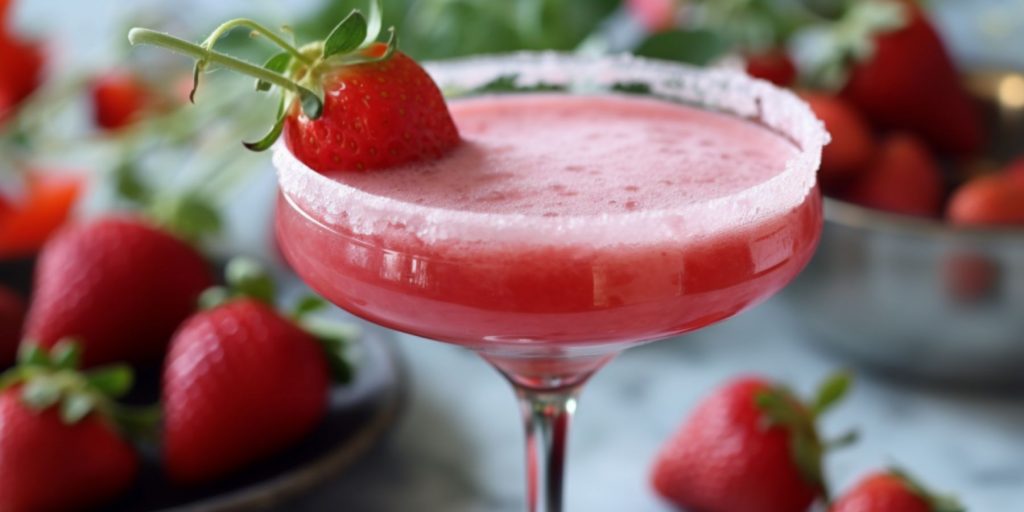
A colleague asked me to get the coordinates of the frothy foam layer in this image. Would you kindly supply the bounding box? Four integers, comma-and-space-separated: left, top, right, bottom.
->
331, 95, 798, 217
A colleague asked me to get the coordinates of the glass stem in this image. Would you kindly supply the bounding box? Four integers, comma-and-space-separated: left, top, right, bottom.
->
515, 386, 581, 512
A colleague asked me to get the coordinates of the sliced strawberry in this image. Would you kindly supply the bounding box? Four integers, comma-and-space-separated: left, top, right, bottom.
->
947, 175, 1024, 226
843, 134, 944, 217
651, 373, 854, 512
800, 92, 875, 185
0, 172, 82, 259
746, 50, 798, 87
841, 1, 984, 156
831, 470, 963, 512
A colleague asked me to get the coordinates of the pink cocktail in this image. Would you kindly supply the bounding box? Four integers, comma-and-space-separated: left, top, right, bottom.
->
274, 54, 827, 512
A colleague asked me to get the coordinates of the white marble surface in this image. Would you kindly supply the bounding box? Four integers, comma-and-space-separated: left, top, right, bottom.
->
289, 298, 1024, 511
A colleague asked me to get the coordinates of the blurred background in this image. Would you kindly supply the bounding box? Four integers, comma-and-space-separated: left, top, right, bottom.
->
1, 0, 1023, 511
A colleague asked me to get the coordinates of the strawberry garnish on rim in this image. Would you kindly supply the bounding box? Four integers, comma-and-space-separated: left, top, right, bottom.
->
127, 1, 460, 173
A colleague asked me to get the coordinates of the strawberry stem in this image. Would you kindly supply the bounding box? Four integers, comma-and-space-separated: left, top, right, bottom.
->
127, 28, 323, 118
202, 18, 312, 66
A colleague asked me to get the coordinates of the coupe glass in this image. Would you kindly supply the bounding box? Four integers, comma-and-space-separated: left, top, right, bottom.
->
274, 53, 826, 512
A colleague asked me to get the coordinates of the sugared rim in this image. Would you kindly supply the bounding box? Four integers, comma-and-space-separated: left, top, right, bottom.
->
824, 197, 1024, 240
274, 52, 829, 246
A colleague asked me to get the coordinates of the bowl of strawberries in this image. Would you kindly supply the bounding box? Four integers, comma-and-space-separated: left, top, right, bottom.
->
778, 3, 1024, 387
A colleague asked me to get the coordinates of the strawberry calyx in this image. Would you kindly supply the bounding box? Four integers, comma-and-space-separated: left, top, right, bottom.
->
127, 0, 394, 151
0, 341, 156, 436
754, 371, 856, 500
889, 469, 965, 512
200, 257, 357, 384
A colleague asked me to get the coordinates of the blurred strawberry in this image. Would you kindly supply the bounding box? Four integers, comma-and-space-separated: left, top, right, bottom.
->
91, 71, 150, 130
0, 285, 24, 368
163, 259, 351, 483
0, 342, 141, 512
745, 50, 798, 87
831, 470, 963, 512
840, 0, 984, 155
651, 373, 854, 512
843, 133, 944, 217
0, 172, 82, 259
800, 92, 875, 185
0, 0, 44, 123
1005, 157, 1024, 185
627, 0, 678, 32
23, 216, 214, 367
947, 175, 1024, 226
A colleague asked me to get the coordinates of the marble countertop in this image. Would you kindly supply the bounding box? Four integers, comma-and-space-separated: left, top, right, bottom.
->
289, 299, 1024, 511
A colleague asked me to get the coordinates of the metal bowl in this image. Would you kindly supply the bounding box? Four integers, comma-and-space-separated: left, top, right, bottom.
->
781, 199, 1024, 387
781, 70, 1024, 387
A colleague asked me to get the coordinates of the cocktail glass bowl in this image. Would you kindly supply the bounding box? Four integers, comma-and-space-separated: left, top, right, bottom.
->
274, 53, 826, 511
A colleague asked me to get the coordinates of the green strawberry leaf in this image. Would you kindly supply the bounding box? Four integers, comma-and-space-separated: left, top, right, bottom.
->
324, 11, 369, 59
112, 404, 162, 440
86, 365, 134, 398
18, 344, 51, 368
293, 295, 329, 319
635, 29, 729, 66
226, 257, 276, 305
826, 429, 859, 449
50, 341, 82, 370
256, 52, 293, 92
60, 393, 96, 424
754, 388, 804, 429
114, 162, 152, 205
301, 317, 360, 384
152, 193, 223, 243
21, 377, 62, 410
243, 95, 287, 152
812, 371, 852, 416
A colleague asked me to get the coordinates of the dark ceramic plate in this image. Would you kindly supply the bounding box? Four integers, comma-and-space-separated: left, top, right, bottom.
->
107, 323, 406, 512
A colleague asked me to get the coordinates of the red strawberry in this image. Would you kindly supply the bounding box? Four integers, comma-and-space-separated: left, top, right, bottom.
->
831, 470, 963, 512
800, 92, 875, 184
0, 0, 44, 123
0, 343, 140, 512
1005, 157, 1024, 185
843, 134, 944, 217
23, 216, 213, 367
746, 50, 798, 87
0, 171, 83, 259
651, 374, 854, 512
627, 0, 678, 32
91, 70, 150, 130
0, 285, 25, 368
129, 9, 460, 173
840, 1, 984, 155
163, 258, 349, 483
947, 175, 1024, 226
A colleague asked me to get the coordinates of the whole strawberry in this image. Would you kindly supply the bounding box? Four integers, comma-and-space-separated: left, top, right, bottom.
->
745, 50, 798, 88
843, 133, 944, 217
800, 92, 875, 185
831, 470, 963, 512
0, 285, 25, 368
947, 175, 1024, 226
0, 342, 141, 511
91, 70, 150, 130
129, 1, 460, 173
0, 0, 44, 122
163, 258, 352, 483
23, 216, 214, 367
840, 0, 984, 155
651, 373, 854, 512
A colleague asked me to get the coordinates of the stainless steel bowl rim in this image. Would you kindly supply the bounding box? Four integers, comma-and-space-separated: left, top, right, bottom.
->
825, 197, 1024, 241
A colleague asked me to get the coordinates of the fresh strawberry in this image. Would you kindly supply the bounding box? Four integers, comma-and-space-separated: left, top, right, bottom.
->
163, 258, 351, 483
91, 70, 150, 130
0, 0, 44, 123
947, 175, 1024, 226
0, 343, 141, 512
843, 133, 944, 217
627, 0, 678, 32
651, 373, 854, 512
0, 172, 83, 259
800, 92, 875, 184
831, 470, 963, 512
23, 216, 214, 367
840, 1, 984, 155
0, 285, 24, 368
129, 4, 460, 173
745, 50, 798, 87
